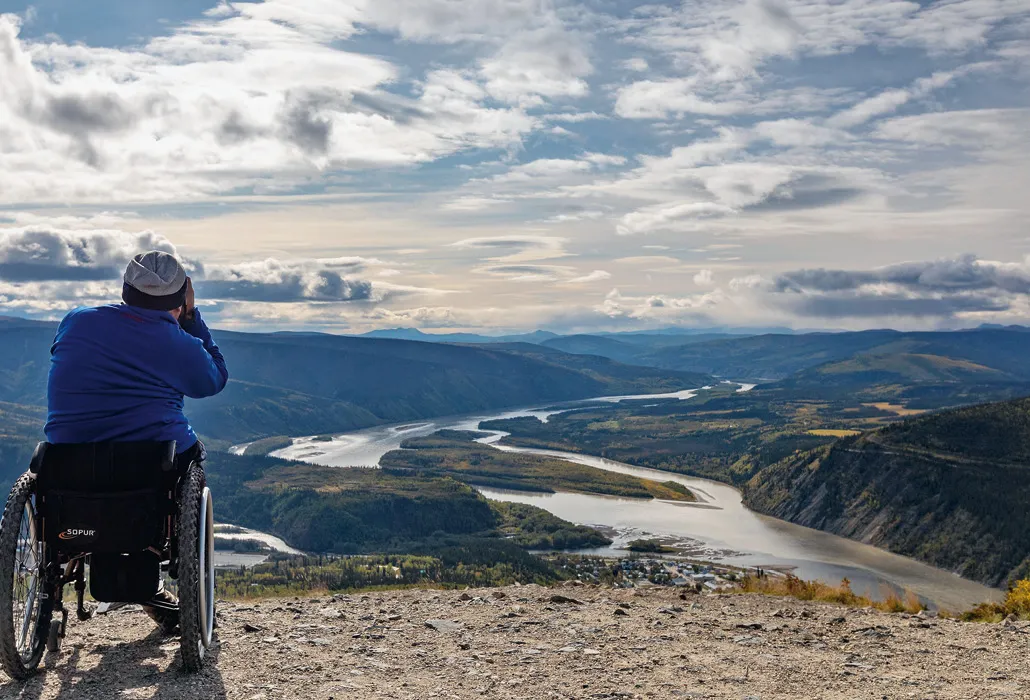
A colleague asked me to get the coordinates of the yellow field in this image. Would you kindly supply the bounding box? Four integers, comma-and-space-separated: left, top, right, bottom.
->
807, 429, 862, 437
863, 402, 927, 417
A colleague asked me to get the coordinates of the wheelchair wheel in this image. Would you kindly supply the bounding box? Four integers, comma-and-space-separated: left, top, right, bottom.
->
0, 473, 53, 680
177, 464, 214, 673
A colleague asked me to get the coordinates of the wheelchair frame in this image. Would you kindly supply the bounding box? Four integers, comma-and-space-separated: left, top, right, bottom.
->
0, 442, 216, 680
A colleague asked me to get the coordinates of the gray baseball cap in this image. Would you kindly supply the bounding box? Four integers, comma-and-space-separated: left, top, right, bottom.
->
122, 251, 188, 311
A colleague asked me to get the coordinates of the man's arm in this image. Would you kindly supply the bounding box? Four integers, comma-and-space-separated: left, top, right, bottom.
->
175, 308, 229, 398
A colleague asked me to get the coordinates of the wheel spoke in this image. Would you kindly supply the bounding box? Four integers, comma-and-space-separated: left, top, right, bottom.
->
18, 576, 36, 651
12, 500, 42, 659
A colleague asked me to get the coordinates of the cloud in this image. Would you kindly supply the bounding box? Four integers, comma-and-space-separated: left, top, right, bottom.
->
479, 22, 592, 105
873, 108, 1030, 148
775, 255, 1030, 295
785, 293, 1010, 318
197, 258, 378, 302
360, 305, 462, 328
279, 92, 334, 155
451, 235, 570, 262
582, 153, 628, 167
728, 275, 766, 291
885, 0, 1029, 53
614, 79, 746, 119
701, 0, 802, 80
446, 152, 632, 215
566, 270, 611, 284
545, 111, 607, 123
490, 158, 594, 182
0, 10, 540, 204
0, 232, 411, 307
576, 121, 885, 237
2, 0, 1030, 334
597, 288, 722, 324
441, 196, 513, 212
473, 261, 612, 285
617, 202, 737, 236
476, 263, 574, 282
1, 211, 140, 229
751, 118, 851, 147
359, 0, 536, 41
827, 72, 956, 129
768, 255, 1030, 319
0, 279, 122, 317
0, 227, 178, 281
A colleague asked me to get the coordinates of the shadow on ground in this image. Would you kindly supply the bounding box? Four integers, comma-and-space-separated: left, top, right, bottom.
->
0, 629, 226, 699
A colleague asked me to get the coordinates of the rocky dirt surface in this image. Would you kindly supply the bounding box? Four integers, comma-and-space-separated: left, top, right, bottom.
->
1, 583, 1028, 699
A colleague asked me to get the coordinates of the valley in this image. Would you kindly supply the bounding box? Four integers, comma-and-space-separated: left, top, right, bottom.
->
2, 319, 1029, 613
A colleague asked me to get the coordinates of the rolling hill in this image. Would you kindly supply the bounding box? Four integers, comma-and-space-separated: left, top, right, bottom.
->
537, 334, 644, 364
357, 327, 559, 344
743, 396, 1030, 587
762, 351, 1030, 406
640, 328, 1030, 380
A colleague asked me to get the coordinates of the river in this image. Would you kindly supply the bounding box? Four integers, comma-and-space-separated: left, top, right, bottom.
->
269, 387, 1001, 610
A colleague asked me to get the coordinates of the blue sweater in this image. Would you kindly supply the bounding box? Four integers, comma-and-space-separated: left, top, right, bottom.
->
45, 304, 229, 453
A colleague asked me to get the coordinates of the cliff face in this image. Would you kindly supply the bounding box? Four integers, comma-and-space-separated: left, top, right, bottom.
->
743, 411, 1030, 587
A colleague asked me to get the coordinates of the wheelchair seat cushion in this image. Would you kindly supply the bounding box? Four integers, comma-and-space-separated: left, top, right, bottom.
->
33, 441, 178, 553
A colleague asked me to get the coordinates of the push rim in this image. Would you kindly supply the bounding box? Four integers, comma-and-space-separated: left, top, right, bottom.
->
198, 487, 214, 648
13, 499, 43, 662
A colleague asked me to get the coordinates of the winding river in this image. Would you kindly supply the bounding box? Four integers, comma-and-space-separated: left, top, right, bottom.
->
268, 387, 1002, 610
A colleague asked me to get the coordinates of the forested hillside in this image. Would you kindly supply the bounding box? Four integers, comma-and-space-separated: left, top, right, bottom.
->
764, 352, 1030, 408
744, 397, 1030, 587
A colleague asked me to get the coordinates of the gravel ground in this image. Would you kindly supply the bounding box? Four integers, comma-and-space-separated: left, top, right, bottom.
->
0, 584, 1027, 699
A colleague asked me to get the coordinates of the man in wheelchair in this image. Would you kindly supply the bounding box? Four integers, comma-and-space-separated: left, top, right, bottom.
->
0, 251, 228, 678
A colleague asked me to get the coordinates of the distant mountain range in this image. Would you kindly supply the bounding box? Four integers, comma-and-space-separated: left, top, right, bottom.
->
639, 329, 1030, 379
355, 325, 795, 344
358, 328, 561, 344
358, 325, 1030, 392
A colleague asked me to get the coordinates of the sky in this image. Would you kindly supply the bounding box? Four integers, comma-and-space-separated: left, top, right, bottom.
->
0, 0, 1028, 334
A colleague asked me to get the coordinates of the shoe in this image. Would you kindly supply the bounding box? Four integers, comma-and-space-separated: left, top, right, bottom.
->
96, 601, 131, 615
142, 589, 180, 635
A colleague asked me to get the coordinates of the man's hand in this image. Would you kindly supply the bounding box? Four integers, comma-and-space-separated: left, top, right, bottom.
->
184, 276, 196, 320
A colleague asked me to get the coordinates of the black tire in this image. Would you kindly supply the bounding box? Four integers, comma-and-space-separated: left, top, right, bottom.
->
0, 473, 52, 680
177, 464, 213, 672
45, 620, 60, 653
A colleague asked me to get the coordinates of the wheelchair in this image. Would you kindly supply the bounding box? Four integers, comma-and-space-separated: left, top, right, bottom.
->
0, 441, 215, 680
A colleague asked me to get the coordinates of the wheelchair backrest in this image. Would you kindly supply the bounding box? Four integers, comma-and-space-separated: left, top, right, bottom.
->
31, 441, 178, 554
